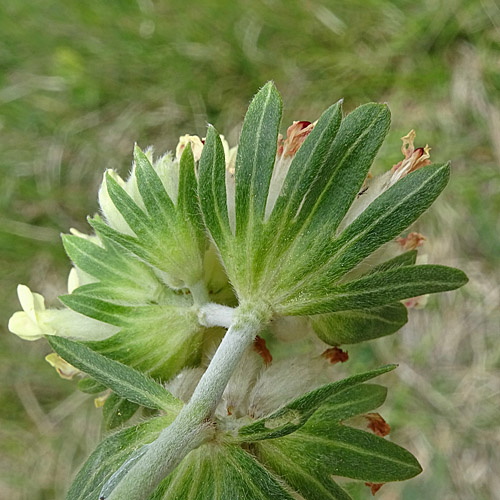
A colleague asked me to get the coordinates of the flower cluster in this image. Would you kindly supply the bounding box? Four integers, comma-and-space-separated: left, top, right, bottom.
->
7, 83, 467, 500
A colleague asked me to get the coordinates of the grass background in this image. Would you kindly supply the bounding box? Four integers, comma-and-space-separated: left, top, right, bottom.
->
1, 0, 499, 498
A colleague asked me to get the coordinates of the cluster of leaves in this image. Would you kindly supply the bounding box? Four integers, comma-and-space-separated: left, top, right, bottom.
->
42, 82, 466, 498
51, 337, 419, 500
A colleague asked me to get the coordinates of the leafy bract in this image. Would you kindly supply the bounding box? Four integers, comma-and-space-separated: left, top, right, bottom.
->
99, 144, 206, 289
59, 290, 203, 380
151, 442, 295, 500
237, 365, 395, 441
47, 336, 182, 412
198, 83, 464, 321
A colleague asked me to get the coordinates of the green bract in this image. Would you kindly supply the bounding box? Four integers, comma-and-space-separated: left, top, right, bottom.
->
199, 82, 466, 321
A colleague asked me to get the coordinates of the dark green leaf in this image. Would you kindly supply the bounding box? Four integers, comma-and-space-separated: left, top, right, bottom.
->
238, 365, 396, 441
259, 419, 422, 483
368, 250, 418, 274
257, 439, 353, 500
282, 264, 468, 315
310, 383, 387, 423
77, 377, 106, 394
47, 336, 182, 411
198, 125, 232, 251
268, 100, 343, 227
151, 442, 295, 500
283, 422, 422, 482
325, 163, 450, 282
295, 103, 391, 235
311, 303, 408, 345
103, 393, 140, 430
67, 415, 173, 500
235, 81, 282, 234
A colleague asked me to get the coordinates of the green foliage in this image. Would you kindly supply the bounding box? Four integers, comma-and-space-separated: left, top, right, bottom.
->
67, 415, 174, 500
199, 84, 466, 320
151, 443, 296, 500
102, 394, 140, 430
237, 365, 396, 442
311, 304, 408, 345
47, 336, 182, 412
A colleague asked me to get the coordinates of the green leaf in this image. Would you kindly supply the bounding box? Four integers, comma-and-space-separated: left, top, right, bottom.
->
327, 163, 450, 280
151, 442, 295, 500
177, 143, 205, 247
237, 365, 396, 441
59, 294, 131, 326
133, 145, 176, 226
235, 81, 282, 234
103, 393, 140, 430
294, 102, 391, 236
105, 173, 153, 240
77, 376, 106, 394
282, 264, 468, 315
256, 439, 353, 500
310, 383, 387, 423
67, 415, 173, 500
47, 336, 182, 412
268, 100, 343, 228
198, 125, 232, 252
284, 422, 422, 483
368, 249, 418, 274
88, 215, 153, 264
311, 302, 408, 345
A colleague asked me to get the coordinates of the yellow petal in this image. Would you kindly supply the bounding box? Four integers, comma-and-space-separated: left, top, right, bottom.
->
45, 353, 80, 380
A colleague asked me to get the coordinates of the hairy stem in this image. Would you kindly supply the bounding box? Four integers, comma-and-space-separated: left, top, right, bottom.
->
197, 302, 235, 328
105, 310, 262, 500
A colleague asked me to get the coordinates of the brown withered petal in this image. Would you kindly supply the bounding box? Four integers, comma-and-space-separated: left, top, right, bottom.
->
365, 482, 384, 496
321, 347, 349, 364
253, 335, 273, 365
396, 231, 426, 250
364, 412, 391, 437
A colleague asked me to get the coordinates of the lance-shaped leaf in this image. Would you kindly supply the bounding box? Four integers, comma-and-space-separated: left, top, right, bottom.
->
324, 162, 451, 281
47, 336, 182, 412
234, 81, 282, 235
198, 125, 232, 252
280, 264, 468, 316
259, 421, 422, 485
253, 384, 386, 499
103, 393, 140, 430
293, 102, 391, 236
62, 233, 164, 305
97, 145, 206, 288
151, 442, 295, 500
237, 365, 396, 441
267, 100, 343, 228
311, 303, 408, 345
67, 415, 174, 500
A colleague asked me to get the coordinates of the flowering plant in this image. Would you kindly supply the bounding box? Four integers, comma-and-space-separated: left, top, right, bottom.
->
9, 82, 467, 500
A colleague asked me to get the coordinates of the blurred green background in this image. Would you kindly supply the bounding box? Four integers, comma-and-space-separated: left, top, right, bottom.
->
1, 0, 499, 498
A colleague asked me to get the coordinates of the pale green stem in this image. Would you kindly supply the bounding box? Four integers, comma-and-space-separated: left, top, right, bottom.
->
106, 311, 261, 500
189, 280, 210, 305
197, 302, 235, 328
